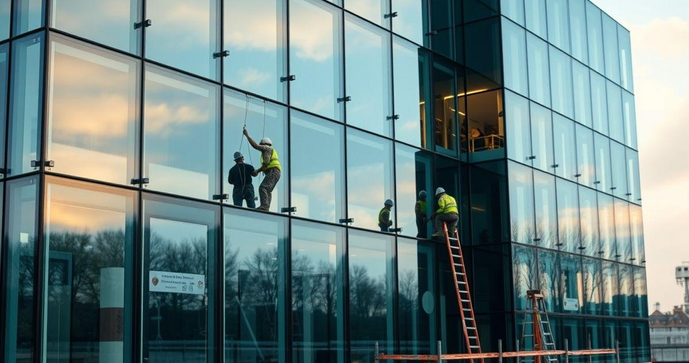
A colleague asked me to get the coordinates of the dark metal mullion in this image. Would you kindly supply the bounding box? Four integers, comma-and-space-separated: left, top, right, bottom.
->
283, 0, 293, 358
215, 0, 225, 361
135, 0, 147, 359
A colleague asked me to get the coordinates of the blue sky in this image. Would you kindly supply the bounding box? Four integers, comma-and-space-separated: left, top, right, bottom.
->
592, 0, 689, 313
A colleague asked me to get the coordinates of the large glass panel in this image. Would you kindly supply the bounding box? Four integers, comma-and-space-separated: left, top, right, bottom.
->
222, 90, 288, 212
291, 221, 345, 362
622, 91, 637, 149
505, 90, 531, 164
590, 72, 608, 136
290, 0, 343, 121
395, 144, 433, 239
632, 268, 647, 318
575, 124, 595, 187
626, 149, 641, 204
432, 60, 460, 155
346, 0, 389, 28
553, 115, 576, 181
607, 82, 624, 143
471, 161, 508, 244
538, 250, 559, 312
224, 0, 287, 102
524, 0, 547, 39
556, 179, 580, 253
393, 37, 428, 148
509, 162, 534, 244
618, 25, 634, 92
594, 133, 612, 193
347, 129, 394, 231
0, 0, 9, 40
560, 254, 582, 314
586, 2, 604, 74
349, 230, 395, 362
601, 262, 617, 316
291, 111, 344, 223
530, 103, 553, 173
629, 204, 645, 264
582, 258, 601, 315
51, 0, 139, 53
428, 0, 453, 59
610, 141, 627, 198
569, 0, 588, 64
533, 170, 557, 249
502, 18, 528, 96
514, 246, 538, 310
391, 0, 426, 45
8, 33, 44, 177
598, 193, 616, 260
465, 17, 502, 91
615, 199, 632, 263
572, 61, 592, 127
43, 177, 135, 362
550, 46, 574, 119
618, 264, 632, 316
13, 0, 44, 35
526, 34, 550, 107
146, 0, 219, 79
47, 36, 139, 185
398, 238, 437, 354
602, 14, 620, 84
143, 195, 218, 362
579, 186, 599, 255
0, 44, 9, 177
500, 0, 524, 26
3, 177, 38, 362
546, 0, 570, 53
345, 15, 392, 137
467, 90, 504, 162
144, 65, 219, 200
224, 208, 287, 362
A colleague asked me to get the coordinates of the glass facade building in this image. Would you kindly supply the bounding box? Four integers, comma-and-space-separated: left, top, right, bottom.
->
0, 0, 649, 362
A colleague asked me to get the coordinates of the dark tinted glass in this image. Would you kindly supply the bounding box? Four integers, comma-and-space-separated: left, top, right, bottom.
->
470, 161, 508, 244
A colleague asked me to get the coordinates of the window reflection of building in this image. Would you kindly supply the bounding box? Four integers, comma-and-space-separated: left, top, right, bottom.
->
466, 90, 505, 162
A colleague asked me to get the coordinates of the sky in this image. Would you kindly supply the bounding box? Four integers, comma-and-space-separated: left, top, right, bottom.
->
591, 0, 689, 313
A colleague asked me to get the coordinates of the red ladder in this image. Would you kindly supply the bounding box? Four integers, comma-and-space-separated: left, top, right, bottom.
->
443, 223, 483, 363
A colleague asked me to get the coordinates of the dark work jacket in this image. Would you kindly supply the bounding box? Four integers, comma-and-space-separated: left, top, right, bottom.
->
228, 163, 255, 190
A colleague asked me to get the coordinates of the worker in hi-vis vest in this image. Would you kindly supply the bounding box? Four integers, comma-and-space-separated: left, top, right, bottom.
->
243, 128, 281, 212
431, 187, 459, 237
378, 199, 394, 232
415, 190, 428, 238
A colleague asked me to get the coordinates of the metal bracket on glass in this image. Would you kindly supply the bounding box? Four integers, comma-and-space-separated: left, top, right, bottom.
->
425, 30, 438, 36
637, 198, 642, 202
527, 156, 536, 160
630, 258, 636, 262
597, 250, 605, 255
131, 177, 150, 186
384, 12, 398, 19
0, 167, 5, 174
578, 246, 587, 250
337, 96, 351, 103
574, 173, 582, 178
31, 160, 54, 168
280, 75, 296, 82
339, 218, 354, 225
614, 254, 621, 258
390, 228, 402, 233
533, 238, 541, 243
593, 181, 601, 185
551, 164, 559, 168
625, 192, 632, 196
641, 260, 646, 264
386, 114, 400, 121
212, 194, 229, 201
213, 50, 230, 59
134, 19, 152, 29
610, 186, 617, 190
555, 242, 563, 247
281, 206, 297, 214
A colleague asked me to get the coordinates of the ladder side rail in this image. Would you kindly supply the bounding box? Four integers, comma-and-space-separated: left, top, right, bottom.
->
451, 228, 483, 357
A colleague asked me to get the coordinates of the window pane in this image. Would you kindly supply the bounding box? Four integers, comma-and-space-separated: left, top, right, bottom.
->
146, 0, 219, 79
629, 205, 645, 265
509, 162, 534, 244
349, 230, 395, 361
395, 144, 433, 239
143, 195, 218, 362
432, 60, 459, 155
224, 0, 287, 102
530, 103, 553, 173
524, 0, 546, 39
144, 66, 219, 200
619, 264, 632, 316
575, 124, 595, 187
594, 133, 612, 193
224, 208, 287, 362
3, 177, 38, 362
615, 199, 631, 263
346, 0, 389, 28
514, 246, 537, 310
223, 90, 288, 212
393, 37, 428, 148
582, 258, 601, 315
560, 254, 582, 314
610, 141, 627, 198
553, 115, 576, 181
626, 148, 641, 204
291, 111, 344, 223
465, 17, 502, 90
527, 34, 550, 107
557, 178, 580, 253
501, 0, 524, 26
502, 18, 528, 96
549, 47, 574, 119
538, 250, 559, 312
428, 0, 453, 59
391, 0, 426, 45
607, 81, 624, 143
590, 72, 608, 136
13, 0, 44, 35
505, 90, 531, 164
346, 129, 394, 231
467, 90, 505, 162
0, 44, 8, 177
602, 14, 620, 84
345, 15, 392, 137
622, 91, 637, 149
48, 36, 139, 185
0, 0, 9, 40
546, 0, 569, 53
598, 193, 615, 260
471, 161, 509, 244
586, 2, 604, 74
569, 0, 588, 64
533, 170, 557, 249
51, 0, 139, 53
8, 33, 44, 177
290, 0, 343, 121
618, 25, 634, 92
579, 186, 599, 255
632, 268, 647, 318
601, 262, 617, 315
44, 177, 135, 361
572, 61, 592, 127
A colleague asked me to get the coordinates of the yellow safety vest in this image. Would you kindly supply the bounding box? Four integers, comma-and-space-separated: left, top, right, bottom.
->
437, 194, 458, 214
261, 148, 281, 172
415, 200, 427, 214
378, 208, 390, 226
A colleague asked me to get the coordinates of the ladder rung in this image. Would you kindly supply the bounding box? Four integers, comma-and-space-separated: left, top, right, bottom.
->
461, 299, 471, 303
463, 308, 471, 311
449, 237, 458, 241
458, 290, 468, 294
453, 263, 463, 267
467, 327, 476, 330
457, 280, 466, 284
456, 272, 465, 276
464, 317, 474, 321
468, 336, 478, 339
470, 345, 480, 349
450, 245, 459, 249
452, 254, 461, 258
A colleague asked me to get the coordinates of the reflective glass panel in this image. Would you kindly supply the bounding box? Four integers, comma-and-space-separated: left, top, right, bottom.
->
345, 15, 392, 137
582, 258, 601, 315
3, 177, 38, 362
467, 90, 505, 162
395, 144, 433, 239
144, 66, 219, 200
346, 129, 394, 231
514, 246, 537, 310
549, 46, 574, 119
629, 205, 644, 264
586, 2, 604, 74
48, 36, 139, 185
13, 0, 44, 35
223, 90, 288, 212
471, 162, 509, 244
348, 230, 395, 361
465, 17, 502, 90
432, 60, 459, 155
291, 220, 344, 362
590, 72, 608, 136
526, 33, 550, 107
428, 0, 453, 59
524, 0, 546, 39
607, 81, 624, 143
626, 148, 641, 204
538, 250, 559, 312
0, 44, 8, 177
533, 170, 557, 249
556, 178, 579, 253
501, 0, 524, 26
346, 0, 389, 28
569, 0, 588, 64
291, 111, 344, 223
224, 0, 287, 102
143, 195, 218, 362
575, 124, 595, 187
546, 0, 569, 53
393, 37, 428, 148
610, 141, 627, 198
8, 33, 43, 176
509, 161, 535, 244
553, 115, 576, 181
146, 0, 219, 79
622, 91, 637, 149
43, 178, 136, 361
618, 25, 634, 92
560, 254, 582, 314
572, 61, 592, 127
225, 209, 287, 362
579, 186, 599, 255
601, 262, 617, 315
594, 133, 612, 193
0, 0, 8, 40
598, 193, 615, 260
633, 268, 647, 318
530, 103, 553, 173
502, 18, 528, 96
51, 0, 139, 53
505, 90, 531, 164
615, 199, 632, 263
619, 264, 632, 316
290, 0, 343, 121
391, 0, 426, 45
602, 14, 620, 84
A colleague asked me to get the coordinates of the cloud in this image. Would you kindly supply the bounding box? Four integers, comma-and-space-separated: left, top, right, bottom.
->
289, 0, 335, 62
144, 102, 210, 136
238, 68, 271, 88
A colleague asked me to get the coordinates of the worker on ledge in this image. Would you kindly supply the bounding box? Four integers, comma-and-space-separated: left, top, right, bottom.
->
243, 128, 281, 212
431, 187, 459, 237
228, 151, 256, 208
378, 199, 394, 232
415, 190, 428, 238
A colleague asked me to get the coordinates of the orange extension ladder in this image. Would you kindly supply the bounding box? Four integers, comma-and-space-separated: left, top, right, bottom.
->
520, 290, 558, 363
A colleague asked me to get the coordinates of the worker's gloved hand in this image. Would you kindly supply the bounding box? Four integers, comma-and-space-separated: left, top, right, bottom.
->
251, 171, 259, 177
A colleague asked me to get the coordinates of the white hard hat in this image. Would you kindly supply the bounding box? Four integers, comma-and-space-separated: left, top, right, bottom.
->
418, 190, 427, 198
435, 187, 446, 196
233, 151, 243, 160
260, 137, 273, 145
384, 199, 394, 207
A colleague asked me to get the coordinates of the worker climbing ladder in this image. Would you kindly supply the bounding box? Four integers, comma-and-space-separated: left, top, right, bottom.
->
442, 223, 483, 363
520, 290, 558, 363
